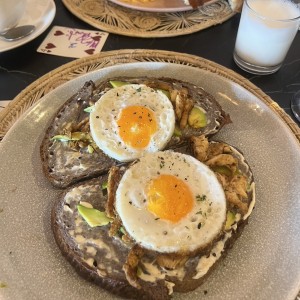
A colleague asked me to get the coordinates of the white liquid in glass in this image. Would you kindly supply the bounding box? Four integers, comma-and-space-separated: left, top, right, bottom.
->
235, 0, 300, 67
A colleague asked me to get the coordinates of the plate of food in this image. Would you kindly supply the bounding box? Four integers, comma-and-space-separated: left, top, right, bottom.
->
0, 62, 299, 300
108, 0, 217, 12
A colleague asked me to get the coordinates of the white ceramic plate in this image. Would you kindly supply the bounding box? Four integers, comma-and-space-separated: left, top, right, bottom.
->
0, 62, 300, 300
0, 0, 56, 53
109, 0, 216, 12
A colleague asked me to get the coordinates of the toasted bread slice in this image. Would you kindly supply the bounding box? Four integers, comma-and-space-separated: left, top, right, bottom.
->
40, 81, 117, 188
52, 176, 170, 299
41, 77, 231, 188
51, 138, 255, 299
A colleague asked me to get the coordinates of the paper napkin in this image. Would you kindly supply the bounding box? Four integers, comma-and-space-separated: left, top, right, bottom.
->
37, 26, 109, 58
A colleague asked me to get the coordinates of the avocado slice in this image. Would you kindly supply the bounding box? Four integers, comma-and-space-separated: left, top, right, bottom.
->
225, 211, 236, 230
173, 125, 182, 137
77, 204, 112, 227
109, 80, 129, 88
51, 134, 72, 141
211, 165, 232, 177
101, 181, 108, 190
157, 88, 171, 99
188, 107, 207, 128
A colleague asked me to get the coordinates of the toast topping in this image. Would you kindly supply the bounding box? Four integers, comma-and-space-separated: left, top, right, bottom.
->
47, 78, 256, 300
42, 77, 231, 188
190, 135, 254, 217
52, 136, 255, 298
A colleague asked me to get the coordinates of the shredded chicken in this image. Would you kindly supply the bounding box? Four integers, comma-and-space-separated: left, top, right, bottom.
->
123, 245, 145, 289
169, 89, 179, 102
215, 172, 230, 189
156, 253, 188, 270
190, 135, 209, 162
228, 175, 248, 199
106, 166, 134, 243
144, 80, 171, 92
108, 218, 122, 237
206, 142, 232, 159
205, 154, 238, 173
225, 191, 248, 215
190, 135, 250, 216
106, 166, 122, 218
175, 92, 186, 120
74, 117, 89, 132
180, 98, 194, 129
175, 89, 194, 129
143, 80, 195, 129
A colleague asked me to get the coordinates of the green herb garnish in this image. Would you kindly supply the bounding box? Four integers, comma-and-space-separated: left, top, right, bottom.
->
84, 106, 94, 113
196, 194, 207, 201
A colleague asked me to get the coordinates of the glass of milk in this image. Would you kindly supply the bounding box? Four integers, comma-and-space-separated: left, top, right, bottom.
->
233, 0, 300, 75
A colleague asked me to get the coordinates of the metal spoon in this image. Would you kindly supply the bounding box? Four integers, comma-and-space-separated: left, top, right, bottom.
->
0, 25, 36, 41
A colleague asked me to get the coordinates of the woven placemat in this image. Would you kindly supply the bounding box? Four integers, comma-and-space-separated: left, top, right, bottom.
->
1, 49, 299, 146
62, 0, 235, 38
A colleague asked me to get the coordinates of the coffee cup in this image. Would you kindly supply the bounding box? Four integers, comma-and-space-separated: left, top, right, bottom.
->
0, 0, 27, 34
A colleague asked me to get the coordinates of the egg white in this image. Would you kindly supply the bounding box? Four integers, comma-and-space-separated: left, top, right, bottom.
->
90, 84, 175, 162
115, 151, 227, 253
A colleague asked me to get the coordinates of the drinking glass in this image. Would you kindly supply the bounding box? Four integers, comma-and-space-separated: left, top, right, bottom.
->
291, 91, 300, 122
233, 0, 300, 75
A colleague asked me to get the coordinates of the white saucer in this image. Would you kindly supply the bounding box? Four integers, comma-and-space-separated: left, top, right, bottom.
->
0, 0, 56, 53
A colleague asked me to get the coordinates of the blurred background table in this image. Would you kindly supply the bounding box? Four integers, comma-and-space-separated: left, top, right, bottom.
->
0, 0, 299, 122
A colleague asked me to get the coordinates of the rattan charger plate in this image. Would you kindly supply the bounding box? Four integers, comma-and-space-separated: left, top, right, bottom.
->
0, 50, 299, 299
0, 49, 299, 144
62, 0, 235, 38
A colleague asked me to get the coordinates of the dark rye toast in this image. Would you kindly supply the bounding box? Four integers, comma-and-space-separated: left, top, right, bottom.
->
52, 176, 170, 300
40, 81, 117, 188
41, 77, 231, 188
51, 137, 255, 299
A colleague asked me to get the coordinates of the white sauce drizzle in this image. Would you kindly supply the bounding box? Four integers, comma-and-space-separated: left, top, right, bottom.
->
138, 261, 186, 283
165, 281, 175, 295
193, 232, 231, 279
138, 210, 247, 288
85, 258, 94, 267
63, 205, 73, 213
79, 201, 93, 208
97, 269, 107, 277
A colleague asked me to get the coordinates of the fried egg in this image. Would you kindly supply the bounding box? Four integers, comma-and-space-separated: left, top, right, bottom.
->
115, 151, 227, 253
90, 84, 175, 162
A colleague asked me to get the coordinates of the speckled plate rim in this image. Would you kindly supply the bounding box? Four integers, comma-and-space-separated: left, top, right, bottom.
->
0, 59, 300, 300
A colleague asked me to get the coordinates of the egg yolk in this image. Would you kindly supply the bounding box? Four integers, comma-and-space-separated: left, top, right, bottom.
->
146, 174, 194, 223
117, 105, 157, 149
